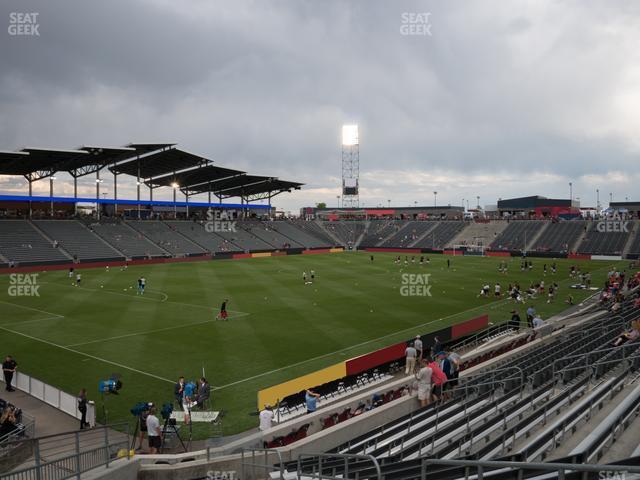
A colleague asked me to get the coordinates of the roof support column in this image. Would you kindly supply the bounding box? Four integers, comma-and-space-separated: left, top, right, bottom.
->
49, 176, 54, 218
96, 169, 101, 220
173, 185, 177, 219
137, 157, 141, 219
113, 166, 118, 217
185, 192, 189, 218
27, 175, 32, 219
73, 171, 78, 216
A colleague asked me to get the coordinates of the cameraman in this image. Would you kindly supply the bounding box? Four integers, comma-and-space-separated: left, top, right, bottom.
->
145, 406, 162, 454
137, 406, 150, 451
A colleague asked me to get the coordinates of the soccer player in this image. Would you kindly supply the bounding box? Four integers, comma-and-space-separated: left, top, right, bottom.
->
75, 272, 82, 286
303, 271, 307, 284
310, 270, 315, 283
447, 259, 451, 268
68, 267, 74, 278
494, 283, 501, 297
217, 299, 229, 320
370, 255, 374, 262
137, 277, 146, 295
419, 256, 424, 266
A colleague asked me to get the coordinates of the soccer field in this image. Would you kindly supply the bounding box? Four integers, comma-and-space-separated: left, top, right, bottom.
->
0, 253, 621, 436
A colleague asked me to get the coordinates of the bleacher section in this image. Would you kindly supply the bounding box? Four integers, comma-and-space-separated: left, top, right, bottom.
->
164, 221, 242, 253
490, 220, 544, 251
413, 221, 466, 249
276, 289, 640, 479
628, 223, 640, 257
578, 221, 633, 255
380, 221, 436, 248
531, 220, 585, 253
33, 220, 124, 261
0, 220, 70, 265
264, 221, 332, 248
127, 220, 206, 256
239, 221, 304, 249
447, 220, 509, 248
291, 220, 338, 246
322, 221, 366, 247
88, 221, 167, 258
206, 222, 274, 251
359, 220, 405, 247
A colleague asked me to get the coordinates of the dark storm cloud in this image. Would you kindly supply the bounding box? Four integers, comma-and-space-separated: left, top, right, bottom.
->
1, 0, 639, 211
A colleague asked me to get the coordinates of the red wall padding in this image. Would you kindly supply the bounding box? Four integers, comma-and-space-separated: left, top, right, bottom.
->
346, 342, 407, 376
452, 314, 489, 339
487, 251, 511, 257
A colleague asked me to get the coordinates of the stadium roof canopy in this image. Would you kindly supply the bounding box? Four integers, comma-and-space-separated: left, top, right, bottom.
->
0, 142, 304, 203
109, 148, 208, 179
146, 164, 245, 189
186, 175, 303, 201
0, 143, 176, 181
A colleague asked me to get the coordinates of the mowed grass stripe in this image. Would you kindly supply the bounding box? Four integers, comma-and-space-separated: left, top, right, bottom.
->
0, 254, 621, 435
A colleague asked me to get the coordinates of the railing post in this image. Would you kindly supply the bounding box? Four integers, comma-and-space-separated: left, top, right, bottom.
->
104, 425, 110, 468
75, 431, 82, 479
34, 439, 42, 480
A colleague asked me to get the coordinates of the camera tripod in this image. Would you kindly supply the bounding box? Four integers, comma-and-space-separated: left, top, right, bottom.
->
160, 414, 188, 453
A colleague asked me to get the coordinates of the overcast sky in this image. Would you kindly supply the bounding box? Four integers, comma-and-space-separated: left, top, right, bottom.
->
1, 0, 639, 213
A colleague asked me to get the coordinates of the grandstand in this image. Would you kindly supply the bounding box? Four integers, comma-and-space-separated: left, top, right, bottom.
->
359, 220, 405, 247
322, 221, 366, 247
380, 221, 437, 248
490, 220, 545, 252
530, 220, 585, 253
33, 220, 124, 261
413, 221, 466, 249
0, 220, 70, 265
88, 220, 168, 258
577, 221, 633, 256
127, 220, 207, 256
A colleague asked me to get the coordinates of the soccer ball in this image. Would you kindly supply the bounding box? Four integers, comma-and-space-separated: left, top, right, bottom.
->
101, 285, 104, 288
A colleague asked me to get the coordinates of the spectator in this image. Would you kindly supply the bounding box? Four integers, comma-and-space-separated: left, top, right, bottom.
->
414, 335, 423, 359
405, 342, 417, 375
427, 357, 448, 403
259, 405, 274, 431
174, 376, 185, 406
612, 323, 640, 347
509, 310, 521, 330
78, 388, 89, 430
415, 359, 433, 407
447, 351, 461, 388
305, 389, 320, 414
196, 377, 210, 409
0, 406, 18, 437
532, 315, 546, 329
146, 406, 162, 454
431, 336, 443, 357
526, 306, 536, 328
3, 356, 17, 392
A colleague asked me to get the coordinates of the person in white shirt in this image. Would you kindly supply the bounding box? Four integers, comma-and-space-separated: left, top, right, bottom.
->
414, 335, 423, 359
146, 407, 162, 454
415, 359, 433, 407
405, 343, 417, 374
259, 405, 274, 431
532, 315, 546, 329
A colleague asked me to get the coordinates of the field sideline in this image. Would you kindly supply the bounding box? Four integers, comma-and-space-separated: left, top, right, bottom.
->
0, 252, 622, 436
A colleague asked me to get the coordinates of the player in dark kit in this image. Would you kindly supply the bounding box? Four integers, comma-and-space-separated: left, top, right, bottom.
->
217, 299, 229, 321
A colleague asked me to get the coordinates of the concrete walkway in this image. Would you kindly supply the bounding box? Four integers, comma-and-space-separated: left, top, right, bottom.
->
1, 379, 81, 437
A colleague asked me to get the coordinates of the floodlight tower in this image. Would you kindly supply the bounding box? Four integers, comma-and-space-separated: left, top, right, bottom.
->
341, 124, 360, 208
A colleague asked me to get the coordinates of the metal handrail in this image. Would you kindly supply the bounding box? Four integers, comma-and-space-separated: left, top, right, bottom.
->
551, 342, 640, 380
240, 447, 284, 480
297, 452, 382, 480
419, 457, 640, 480
0, 422, 131, 480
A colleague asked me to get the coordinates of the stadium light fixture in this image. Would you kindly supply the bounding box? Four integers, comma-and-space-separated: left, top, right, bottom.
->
342, 124, 359, 146
171, 182, 179, 189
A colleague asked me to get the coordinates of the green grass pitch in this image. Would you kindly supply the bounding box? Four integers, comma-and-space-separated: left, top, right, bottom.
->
0, 253, 622, 437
